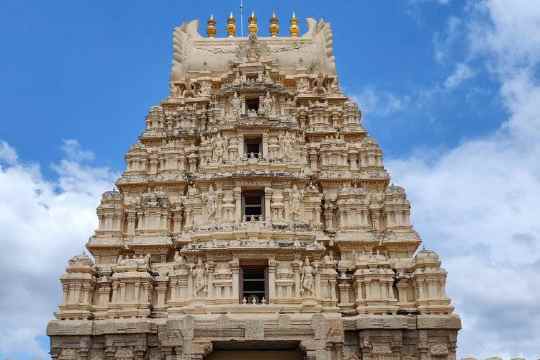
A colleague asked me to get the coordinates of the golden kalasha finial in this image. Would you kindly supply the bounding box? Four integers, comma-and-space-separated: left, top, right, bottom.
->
269, 10, 279, 37
227, 12, 236, 37
290, 11, 299, 37
248, 11, 258, 35
207, 14, 217, 38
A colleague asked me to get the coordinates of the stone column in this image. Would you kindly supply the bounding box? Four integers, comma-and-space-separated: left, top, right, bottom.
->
309, 150, 318, 171
62, 284, 69, 305
338, 276, 351, 306
234, 187, 242, 223
231, 258, 240, 302
127, 210, 137, 235
155, 277, 169, 312
134, 282, 141, 304
207, 262, 215, 300
268, 259, 277, 303
264, 187, 272, 223
120, 283, 127, 304
262, 133, 269, 159
293, 260, 301, 298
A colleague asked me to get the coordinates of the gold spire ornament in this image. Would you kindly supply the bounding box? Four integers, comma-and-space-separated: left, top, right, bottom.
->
289, 12, 299, 37
269, 11, 279, 37
248, 11, 258, 35
227, 12, 236, 37
207, 14, 217, 38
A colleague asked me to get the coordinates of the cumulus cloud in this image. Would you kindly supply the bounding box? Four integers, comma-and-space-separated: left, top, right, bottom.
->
387, 0, 540, 357
0, 140, 116, 359
0, 141, 18, 165
409, 0, 452, 6
433, 16, 464, 64
61, 139, 96, 162
444, 62, 475, 89
353, 88, 411, 118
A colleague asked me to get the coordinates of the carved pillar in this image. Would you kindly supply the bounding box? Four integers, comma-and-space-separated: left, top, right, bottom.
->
207, 262, 215, 299
127, 210, 137, 235
338, 275, 352, 306
309, 150, 319, 171
314, 264, 321, 299
418, 330, 429, 360
268, 258, 277, 303
120, 283, 126, 303
234, 187, 242, 223
391, 331, 403, 360
262, 133, 269, 159
155, 276, 169, 313
134, 282, 141, 304
265, 187, 272, 222
293, 260, 301, 298
231, 258, 240, 302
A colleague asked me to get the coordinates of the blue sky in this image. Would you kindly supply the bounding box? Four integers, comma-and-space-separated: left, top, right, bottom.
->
0, 0, 503, 169
1, 1, 540, 359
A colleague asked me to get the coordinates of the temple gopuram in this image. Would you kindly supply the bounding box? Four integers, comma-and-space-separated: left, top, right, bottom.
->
47, 12, 461, 360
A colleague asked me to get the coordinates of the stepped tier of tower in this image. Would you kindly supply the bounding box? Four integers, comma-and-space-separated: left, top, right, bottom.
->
48, 15, 460, 360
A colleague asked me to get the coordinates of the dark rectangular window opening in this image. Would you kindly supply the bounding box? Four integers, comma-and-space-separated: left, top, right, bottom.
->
240, 265, 267, 304
242, 190, 264, 221
244, 136, 262, 158
246, 97, 259, 112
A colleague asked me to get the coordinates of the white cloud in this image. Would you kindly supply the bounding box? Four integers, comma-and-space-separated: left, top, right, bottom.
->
61, 139, 95, 162
353, 88, 411, 118
445, 62, 475, 89
410, 0, 452, 6
0, 141, 18, 165
0, 140, 116, 359
434, 16, 464, 64
387, 0, 540, 357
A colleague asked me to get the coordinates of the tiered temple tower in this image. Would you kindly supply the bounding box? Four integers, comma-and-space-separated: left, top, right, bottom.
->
48, 13, 461, 360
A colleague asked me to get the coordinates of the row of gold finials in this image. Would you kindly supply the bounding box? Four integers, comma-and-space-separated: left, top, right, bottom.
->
206, 11, 300, 38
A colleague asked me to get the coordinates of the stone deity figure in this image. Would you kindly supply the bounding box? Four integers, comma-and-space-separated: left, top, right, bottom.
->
313, 73, 327, 94
323, 250, 335, 265
172, 83, 182, 98
187, 183, 198, 196
329, 77, 341, 94
246, 33, 259, 62
280, 133, 293, 160
233, 71, 241, 86
174, 251, 185, 265
300, 257, 315, 296
228, 136, 239, 160
200, 81, 212, 97
231, 92, 242, 118
205, 185, 218, 221
213, 134, 225, 163
193, 257, 207, 296
268, 136, 279, 161
297, 77, 310, 93
143, 253, 151, 265
289, 184, 303, 222
261, 91, 274, 116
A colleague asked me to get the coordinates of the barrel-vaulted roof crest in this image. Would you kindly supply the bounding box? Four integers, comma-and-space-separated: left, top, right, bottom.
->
171, 16, 336, 83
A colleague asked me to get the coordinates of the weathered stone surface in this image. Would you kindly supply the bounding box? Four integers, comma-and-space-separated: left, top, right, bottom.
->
48, 12, 460, 360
